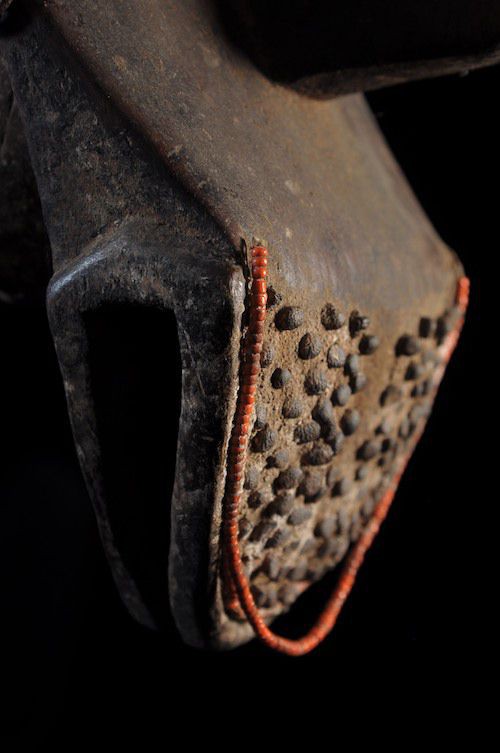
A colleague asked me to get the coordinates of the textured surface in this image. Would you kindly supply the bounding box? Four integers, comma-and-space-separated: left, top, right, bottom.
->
1, 13, 240, 646
1, 1, 466, 649
214, 274, 464, 646
39, 0, 459, 310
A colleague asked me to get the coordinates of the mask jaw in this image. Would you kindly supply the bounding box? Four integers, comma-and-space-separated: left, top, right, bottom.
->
47, 219, 245, 647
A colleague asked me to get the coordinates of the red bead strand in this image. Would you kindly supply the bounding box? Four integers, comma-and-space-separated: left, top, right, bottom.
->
222, 244, 469, 656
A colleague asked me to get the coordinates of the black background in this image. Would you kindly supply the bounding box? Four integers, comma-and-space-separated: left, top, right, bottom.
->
2, 64, 488, 744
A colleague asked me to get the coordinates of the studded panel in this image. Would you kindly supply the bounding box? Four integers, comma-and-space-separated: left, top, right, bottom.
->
224, 286, 463, 623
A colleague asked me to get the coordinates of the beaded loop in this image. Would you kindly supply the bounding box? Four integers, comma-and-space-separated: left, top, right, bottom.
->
222, 244, 469, 656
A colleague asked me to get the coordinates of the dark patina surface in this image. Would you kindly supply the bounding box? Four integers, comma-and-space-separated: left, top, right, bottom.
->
0, 0, 482, 648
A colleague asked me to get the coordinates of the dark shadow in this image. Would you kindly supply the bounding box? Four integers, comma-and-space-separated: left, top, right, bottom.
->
86, 305, 182, 630
212, 0, 499, 93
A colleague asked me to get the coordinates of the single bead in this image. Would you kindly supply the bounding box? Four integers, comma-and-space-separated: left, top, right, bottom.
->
271, 367, 291, 388
304, 443, 334, 466
332, 477, 352, 496
419, 317, 435, 338
265, 493, 294, 517
411, 383, 424, 398
312, 397, 335, 425
298, 470, 325, 500
282, 396, 304, 419
252, 293, 267, 308
267, 448, 290, 469
380, 384, 402, 406
253, 267, 267, 278
361, 495, 376, 518
275, 306, 304, 330
357, 440, 378, 460
247, 331, 264, 343
263, 555, 281, 580
355, 465, 368, 481
349, 310, 370, 337
396, 335, 420, 356
252, 425, 277, 453
238, 518, 252, 539
260, 343, 275, 368
421, 379, 431, 395
266, 528, 291, 549
298, 332, 323, 360
247, 491, 267, 509
304, 367, 330, 395
337, 507, 352, 533
381, 437, 396, 453
350, 372, 367, 393
376, 417, 393, 434
241, 383, 256, 396
266, 286, 282, 309
314, 516, 338, 538
332, 383, 351, 406
288, 561, 308, 582
340, 409, 360, 435
294, 421, 321, 444
321, 304, 345, 330
329, 432, 344, 455
344, 353, 360, 376
327, 344, 346, 369
399, 417, 412, 439
359, 334, 380, 355
275, 466, 304, 490
253, 403, 267, 429
244, 466, 260, 490
405, 362, 424, 380
288, 507, 313, 525
301, 537, 317, 554
318, 538, 342, 559
327, 466, 338, 487
249, 520, 277, 542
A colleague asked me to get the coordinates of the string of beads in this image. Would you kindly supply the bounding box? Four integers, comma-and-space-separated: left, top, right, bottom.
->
222, 245, 469, 656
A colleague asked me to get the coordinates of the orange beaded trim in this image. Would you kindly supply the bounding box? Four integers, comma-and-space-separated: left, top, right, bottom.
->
222, 245, 469, 656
